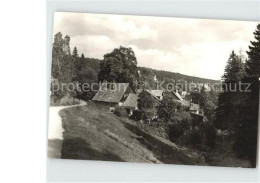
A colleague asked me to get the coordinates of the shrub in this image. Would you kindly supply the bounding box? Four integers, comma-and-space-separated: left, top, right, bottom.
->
50, 94, 81, 106
131, 109, 154, 123
168, 110, 216, 150
131, 110, 143, 121
204, 124, 216, 149
190, 129, 202, 145
114, 106, 128, 117
167, 111, 191, 142
175, 129, 202, 148
175, 123, 216, 150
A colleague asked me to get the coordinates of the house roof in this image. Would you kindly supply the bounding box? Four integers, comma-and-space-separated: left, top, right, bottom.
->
150, 90, 163, 98
145, 90, 162, 102
172, 91, 183, 101
92, 83, 129, 103
123, 93, 138, 108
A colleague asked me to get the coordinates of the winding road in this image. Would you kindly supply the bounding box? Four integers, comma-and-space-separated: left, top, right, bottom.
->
47, 102, 86, 158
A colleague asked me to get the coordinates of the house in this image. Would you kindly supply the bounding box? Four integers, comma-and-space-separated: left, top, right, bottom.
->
92, 83, 134, 112
145, 89, 190, 108
168, 91, 190, 108
123, 93, 138, 115
134, 89, 162, 121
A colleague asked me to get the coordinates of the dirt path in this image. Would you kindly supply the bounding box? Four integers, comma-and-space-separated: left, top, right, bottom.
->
48, 102, 86, 158
48, 106, 68, 140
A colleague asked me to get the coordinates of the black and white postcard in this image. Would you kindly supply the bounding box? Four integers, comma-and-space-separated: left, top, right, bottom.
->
48, 12, 259, 168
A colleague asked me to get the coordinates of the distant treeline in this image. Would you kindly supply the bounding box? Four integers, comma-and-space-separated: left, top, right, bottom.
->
138, 66, 220, 85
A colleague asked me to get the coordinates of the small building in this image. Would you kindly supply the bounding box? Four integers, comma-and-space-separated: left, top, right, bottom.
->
139, 89, 162, 105
123, 93, 138, 115
92, 83, 134, 112
136, 89, 162, 121
168, 91, 190, 108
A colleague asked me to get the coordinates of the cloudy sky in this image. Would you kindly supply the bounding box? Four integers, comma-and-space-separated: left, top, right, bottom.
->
53, 12, 258, 80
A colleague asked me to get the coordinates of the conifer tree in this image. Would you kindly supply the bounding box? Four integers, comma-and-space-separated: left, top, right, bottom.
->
215, 51, 245, 130
72, 47, 78, 58
222, 50, 244, 87
233, 24, 260, 167
246, 24, 260, 78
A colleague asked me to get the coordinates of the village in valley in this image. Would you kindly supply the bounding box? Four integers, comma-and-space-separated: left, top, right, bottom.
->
91, 78, 206, 124
48, 15, 260, 168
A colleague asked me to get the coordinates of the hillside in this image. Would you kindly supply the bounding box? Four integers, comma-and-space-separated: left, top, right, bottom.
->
84, 58, 220, 85
83, 58, 220, 92
58, 104, 205, 165
138, 66, 220, 85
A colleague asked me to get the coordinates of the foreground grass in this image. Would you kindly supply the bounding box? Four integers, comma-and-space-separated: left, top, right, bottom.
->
59, 104, 200, 165
205, 141, 251, 168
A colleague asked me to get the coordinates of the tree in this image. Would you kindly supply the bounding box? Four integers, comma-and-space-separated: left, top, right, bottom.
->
133, 90, 155, 121
190, 88, 215, 122
137, 90, 155, 110
80, 53, 85, 60
74, 53, 85, 73
157, 93, 178, 122
200, 84, 208, 101
74, 58, 100, 101
215, 51, 245, 130
233, 24, 260, 167
98, 46, 139, 90
246, 24, 260, 78
207, 86, 218, 106
233, 77, 259, 167
72, 47, 78, 58
190, 90, 206, 107
222, 50, 245, 88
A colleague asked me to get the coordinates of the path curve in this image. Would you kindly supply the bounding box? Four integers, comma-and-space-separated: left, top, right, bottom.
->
48, 102, 86, 158
48, 102, 86, 140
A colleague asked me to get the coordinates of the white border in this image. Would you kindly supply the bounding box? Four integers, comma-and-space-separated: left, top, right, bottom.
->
46, 0, 260, 182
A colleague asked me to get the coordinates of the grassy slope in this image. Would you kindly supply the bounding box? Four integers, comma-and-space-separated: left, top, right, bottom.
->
59, 104, 203, 165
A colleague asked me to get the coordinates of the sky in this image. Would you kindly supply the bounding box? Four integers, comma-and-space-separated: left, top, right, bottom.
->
53, 12, 258, 80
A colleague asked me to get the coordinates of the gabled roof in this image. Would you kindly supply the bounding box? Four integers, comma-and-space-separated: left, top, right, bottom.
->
150, 90, 163, 98
123, 93, 138, 108
92, 83, 129, 103
172, 91, 183, 101
145, 90, 162, 102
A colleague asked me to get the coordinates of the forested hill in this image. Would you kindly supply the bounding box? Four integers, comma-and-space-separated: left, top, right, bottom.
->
138, 66, 220, 85
85, 59, 220, 85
